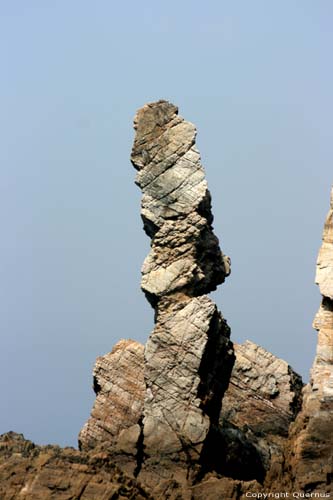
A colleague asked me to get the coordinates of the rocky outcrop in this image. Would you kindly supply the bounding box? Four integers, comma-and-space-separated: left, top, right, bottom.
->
283, 188, 333, 493
80, 339, 304, 490
0, 432, 267, 500
78, 339, 145, 451
0, 432, 150, 500
222, 341, 303, 436
220, 341, 303, 478
3, 101, 332, 499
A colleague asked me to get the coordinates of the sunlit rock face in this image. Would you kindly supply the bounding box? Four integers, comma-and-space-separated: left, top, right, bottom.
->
78, 339, 145, 451
78, 101, 236, 497
131, 100, 230, 304
130, 101, 235, 493
283, 187, 333, 493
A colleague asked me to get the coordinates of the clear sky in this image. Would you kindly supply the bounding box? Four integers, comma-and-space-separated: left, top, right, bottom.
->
1, 1, 332, 447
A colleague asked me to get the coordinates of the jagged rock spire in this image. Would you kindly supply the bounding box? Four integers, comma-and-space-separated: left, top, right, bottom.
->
78, 101, 307, 497
131, 100, 230, 304
130, 101, 234, 488
79, 102, 235, 486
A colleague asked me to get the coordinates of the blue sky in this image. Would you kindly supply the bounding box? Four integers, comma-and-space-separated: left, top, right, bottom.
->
1, 1, 332, 447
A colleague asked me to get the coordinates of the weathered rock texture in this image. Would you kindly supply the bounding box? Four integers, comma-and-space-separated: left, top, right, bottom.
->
130, 101, 235, 491
80, 339, 304, 493
131, 100, 230, 302
282, 188, 333, 493
220, 341, 303, 479
78, 339, 145, 451
0, 432, 266, 500
222, 341, 303, 436
0, 432, 150, 500
77, 100, 239, 497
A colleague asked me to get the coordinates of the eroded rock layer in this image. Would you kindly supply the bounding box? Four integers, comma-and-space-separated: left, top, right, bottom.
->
0, 432, 266, 500
0, 432, 150, 500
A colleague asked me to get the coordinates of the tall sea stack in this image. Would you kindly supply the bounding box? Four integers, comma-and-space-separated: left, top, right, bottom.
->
130, 100, 235, 487
79, 101, 236, 495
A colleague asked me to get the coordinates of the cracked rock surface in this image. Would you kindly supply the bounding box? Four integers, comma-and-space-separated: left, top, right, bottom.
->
77, 101, 306, 498
78, 339, 145, 451
130, 101, 235, 493
0, 432, 151, 500
220, 341, 303, 481
78, 100, 237, 497
222, 341, 303, 437
131, 100, 230, 304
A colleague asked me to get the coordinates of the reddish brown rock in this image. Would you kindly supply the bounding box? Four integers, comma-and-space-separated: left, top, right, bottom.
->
0, 432, 150, 500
